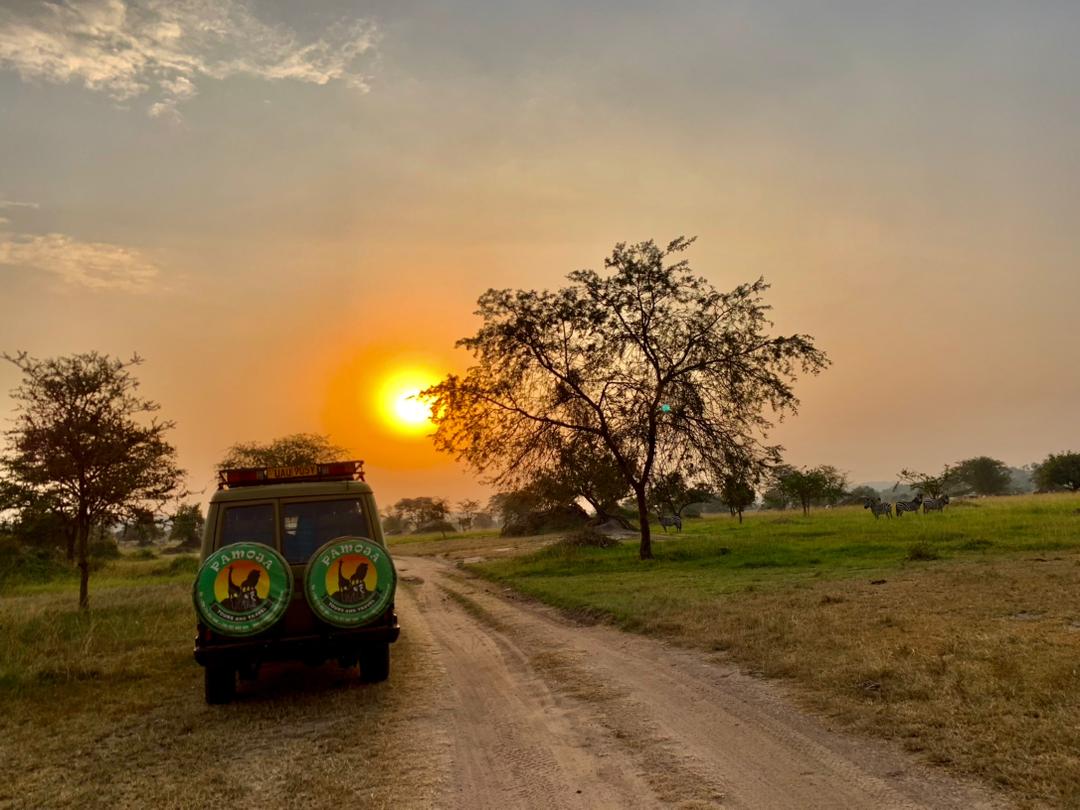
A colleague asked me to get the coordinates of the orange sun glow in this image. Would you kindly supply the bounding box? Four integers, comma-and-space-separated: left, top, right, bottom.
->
376, 368, 439, 436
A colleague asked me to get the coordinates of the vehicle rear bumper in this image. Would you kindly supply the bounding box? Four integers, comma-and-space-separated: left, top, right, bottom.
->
194, 614, 400, 668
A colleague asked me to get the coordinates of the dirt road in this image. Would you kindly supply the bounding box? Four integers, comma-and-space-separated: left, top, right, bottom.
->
396, 555, 1005, 810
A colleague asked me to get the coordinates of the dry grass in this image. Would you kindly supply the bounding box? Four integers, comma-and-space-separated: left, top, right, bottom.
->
0, 574, 448, 809
474, 495, 1080, 808
662, 556, 1080, 807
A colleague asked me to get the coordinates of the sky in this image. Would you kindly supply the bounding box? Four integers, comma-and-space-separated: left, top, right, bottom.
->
1, 0, 1078, 510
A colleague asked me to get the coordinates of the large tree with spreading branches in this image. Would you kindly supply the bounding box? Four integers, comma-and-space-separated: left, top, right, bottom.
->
422, 237, 828, 559
2, 352, 184, 609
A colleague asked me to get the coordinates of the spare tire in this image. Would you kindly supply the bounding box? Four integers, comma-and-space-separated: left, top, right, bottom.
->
304, 537, 396, 628
193, 542, 293, 637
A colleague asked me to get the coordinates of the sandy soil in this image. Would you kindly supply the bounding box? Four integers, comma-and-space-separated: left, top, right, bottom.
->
395, 555, 1008, 810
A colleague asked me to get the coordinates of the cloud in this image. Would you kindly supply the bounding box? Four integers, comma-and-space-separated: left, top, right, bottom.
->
0, 199, 40, 209
0, 0, 377, 117
0, 231, 159, 292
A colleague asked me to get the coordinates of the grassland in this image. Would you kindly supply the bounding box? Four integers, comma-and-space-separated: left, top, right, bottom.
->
475, 494, 1080, 808
0, 552, 446, 809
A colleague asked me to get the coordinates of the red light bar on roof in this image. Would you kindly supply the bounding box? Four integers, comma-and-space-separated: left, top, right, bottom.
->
218, 460, 365, 489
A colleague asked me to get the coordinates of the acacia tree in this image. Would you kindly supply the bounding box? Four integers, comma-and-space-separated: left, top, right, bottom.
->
774, 464, 847, 516
719, 471, 757, 523
896, 467, 954, 498
457, 498, 480, 531
2, 352, 184, 609
648, 470, 714, 522
422, 237, 828, 559
218, 433, 348, 470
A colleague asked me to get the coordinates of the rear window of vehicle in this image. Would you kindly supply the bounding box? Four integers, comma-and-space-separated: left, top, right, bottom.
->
281, 498, 369, 564
219, 503, 276, 548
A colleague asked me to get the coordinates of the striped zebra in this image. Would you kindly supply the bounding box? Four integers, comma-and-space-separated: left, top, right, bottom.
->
863, 498, 892, 518
895, 494, 923, 517
922, 494, 950, 513
659, 514, 682, 532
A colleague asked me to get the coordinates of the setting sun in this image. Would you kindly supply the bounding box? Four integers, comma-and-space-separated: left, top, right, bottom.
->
377, 369, 440, 436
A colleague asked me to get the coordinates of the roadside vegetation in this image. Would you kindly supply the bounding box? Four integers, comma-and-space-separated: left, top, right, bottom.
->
474, 494, 1080, 808
0, 551, 444, 809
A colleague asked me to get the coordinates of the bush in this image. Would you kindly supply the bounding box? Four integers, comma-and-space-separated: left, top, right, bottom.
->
415, 520, 456, 535
501, 504, 589, 537
89, 538, 121, 560
0, 537, 76, 586
129, 548, 157, 560
906, 542, 941, 562
149, 556, 199, 577
558, 526, 620, 549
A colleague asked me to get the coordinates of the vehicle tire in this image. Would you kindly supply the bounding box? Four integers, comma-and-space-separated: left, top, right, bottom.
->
358, 642, 390, 683
205, 665, 236, 704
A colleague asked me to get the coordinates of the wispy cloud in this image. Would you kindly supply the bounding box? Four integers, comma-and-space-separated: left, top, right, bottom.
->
0, 199, 40, 209
0, 231, 159, 292
0, 0, 378, 118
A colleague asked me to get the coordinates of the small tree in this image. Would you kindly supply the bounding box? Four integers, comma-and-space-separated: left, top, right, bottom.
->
218, 433, 348, 469
719, 472, 756, 523
2, 352, 184, 609
648, 470, 714, 522
774, 465, 847, 516
391, 497, 451, 532
949, 456, 1012, 496
896, 467, 954, 498
457, 498, 480, 531
120, 507, 163, 547
1033, 452, 1080, 493
168, 502, 205, 549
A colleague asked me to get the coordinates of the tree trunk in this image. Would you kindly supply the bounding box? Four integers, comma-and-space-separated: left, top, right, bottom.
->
737, 509, 743, 524
64, 522, 76, 563
77, 518, 90, 610
634, 487, 652, 560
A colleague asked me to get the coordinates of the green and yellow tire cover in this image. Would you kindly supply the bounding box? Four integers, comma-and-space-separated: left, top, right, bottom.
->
193, 543, 293, 637
304, 537, 396, 628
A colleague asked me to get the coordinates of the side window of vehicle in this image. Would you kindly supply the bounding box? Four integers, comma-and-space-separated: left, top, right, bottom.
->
219, 503, 276, 549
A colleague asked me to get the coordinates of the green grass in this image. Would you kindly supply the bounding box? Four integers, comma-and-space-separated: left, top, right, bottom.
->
477, 495, 1080, 617
0, 551, 200, 597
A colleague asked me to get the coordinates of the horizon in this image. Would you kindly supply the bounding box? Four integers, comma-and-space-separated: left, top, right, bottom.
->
2, 1, 1078, 509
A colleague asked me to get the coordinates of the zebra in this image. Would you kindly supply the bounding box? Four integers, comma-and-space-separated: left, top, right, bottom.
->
659, 514, 682, 532
894, 493, 923, 517
922, 494, 950, 513
863, 497, 892, 518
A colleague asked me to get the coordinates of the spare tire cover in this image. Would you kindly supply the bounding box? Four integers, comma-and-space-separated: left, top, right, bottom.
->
304, 537, 396, 628
193, 543, 293, 637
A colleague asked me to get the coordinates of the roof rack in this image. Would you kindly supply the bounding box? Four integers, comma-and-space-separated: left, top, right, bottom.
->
217, 460, 365, 490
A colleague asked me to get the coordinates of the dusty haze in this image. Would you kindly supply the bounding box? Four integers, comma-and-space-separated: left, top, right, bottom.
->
1, 1, 1078, 506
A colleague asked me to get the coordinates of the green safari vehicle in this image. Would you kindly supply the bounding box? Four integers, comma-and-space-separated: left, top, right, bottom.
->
192, 460, 399, 704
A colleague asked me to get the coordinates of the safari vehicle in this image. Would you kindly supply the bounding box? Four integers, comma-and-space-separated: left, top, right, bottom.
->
192, 460, 399, 704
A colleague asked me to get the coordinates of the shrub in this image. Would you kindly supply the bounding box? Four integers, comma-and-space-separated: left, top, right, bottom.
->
150, 556, 199, 577
415, 520, 457, 535
558, 526, 620, 549
89, 538, 121, 560
0, 538, 76, 586
906, 542, 941, 562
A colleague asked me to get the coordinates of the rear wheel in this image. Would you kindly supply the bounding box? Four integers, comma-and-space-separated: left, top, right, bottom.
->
358, 642, 390, 683
204, 664, 236, 704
